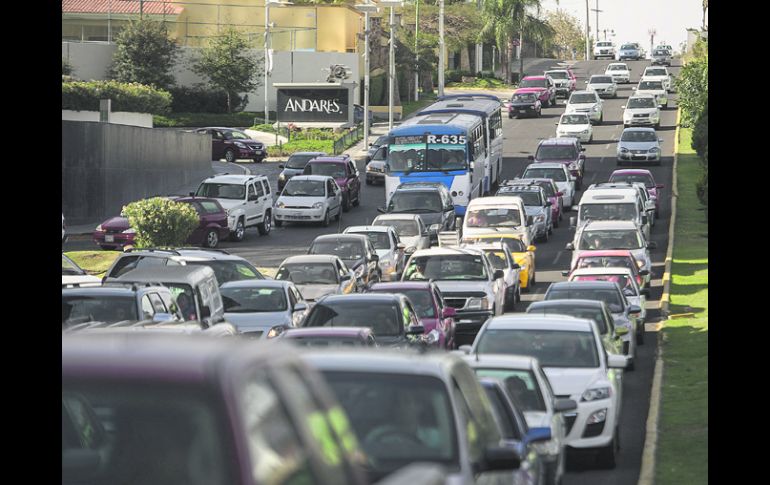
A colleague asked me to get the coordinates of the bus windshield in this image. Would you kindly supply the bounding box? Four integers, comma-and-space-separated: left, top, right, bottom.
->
388, 143, 467, 172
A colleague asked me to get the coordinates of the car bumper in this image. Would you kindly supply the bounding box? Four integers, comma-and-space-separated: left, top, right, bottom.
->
617, 152, 661, 162
557, 132, 591, 143
518, 267, 531, 288
624, 118, 658, 126
366, 171, 385, 183
93, 232, 134, 248
610, 76, 629, 83
563, 400, 619, 449
510, 106, 539, 116
452, 311, 494, 346
238, 148, 266, 159
554, 87, 571, 97
274, 207, 326, 221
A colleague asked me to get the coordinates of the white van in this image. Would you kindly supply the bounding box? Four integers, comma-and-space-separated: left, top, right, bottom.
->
462, 196, 534, 246
575, 188, 650, 241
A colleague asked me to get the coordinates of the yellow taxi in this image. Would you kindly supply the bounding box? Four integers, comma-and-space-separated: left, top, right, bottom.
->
462, 233, 537, 291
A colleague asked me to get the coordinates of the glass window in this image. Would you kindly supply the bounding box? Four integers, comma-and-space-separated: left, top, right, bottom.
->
580, 203, 638, 221
530, 304, 609, 334
474, 369, 546, 412
477, 329, 600, 368
309, 241, 366, 263
536, 145, 578, 160
570, 93, 598, 104
638, 81, 663, 90
221, 286, 288, 313
483, 250, 508, 270
627, 97, 657, 109
148, 293, 168, 313
283, 179, 326, 197
404, 255, 488, 281
560, 114, 590, 125
373, 219, 419, 238
482, 386, 517, 440
254, 182, 265, 198
286, 154, 317, 169
350, 231, 391, 250
465, 207, 521, 228
578, 229, 644, 250
621, 130, 658, 142
262, 180, 271, 195
197, 183, 246, 200
546, 287, 624, 313
304, 301, 402, 337
62, 295, 138, 326
308, 163, 346, 179
276, 263, 339, 285
387, 191, 443, 213
519, 78, 547, 88
185, 261, 262, 285
387, 143, 467, 172
522, 167, 567, 182
590, 76, 614, 84
199, 201, 222, 214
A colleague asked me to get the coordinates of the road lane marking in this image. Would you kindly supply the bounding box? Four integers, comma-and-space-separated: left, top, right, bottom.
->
551, 251, 563, 266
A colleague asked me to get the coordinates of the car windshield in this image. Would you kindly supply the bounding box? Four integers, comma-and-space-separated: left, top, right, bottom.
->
524, 167, 567, 182
388, 191, 443, 213
388, 144, 467, 172
627, 98, 656, 109
505, 191, 542, 206
529, 305, 609, 334
374, 219, 420, 237
465, 207, 521, 228
304, 301, 402, 336
286, 336, 366, 347
577, 256, 636, 272
283, 179, 326, 197
621, 131, 658, 142
574, 274, 636, 295
405, 254, 488, 281
579, 229, 644, 250
590, 76, 613, 84
546, 71, 569, 79
307, 163, 346, 179
546, 287, 624, 313
62, 295, 138, 326
275, 263, 339, 285
607, 65, 627, 71
520, 78, 547, 88
221, 286, 287, 313
223, 130, 250, 140
373, 136, 388, 147
638, 81, 663, 90
372, 288, 436, 319
309, 241, 365, 262
322, 372, 459, 479
285, 154, 318, 169
535, 145, 577, 160
477, 329, 600, 368
610, 173, 655, 187
61, 386, 232, 485
646, 68, 667, 76
580, 203, 637, 221
62, 255, 86, 276
560, 114, 589, 125
465, 237, 526, 253
482, 250, 508, 270
513, 93, 538, 103
195, 183, 245, 200
570, 93, 597, 104
473, 368, 546, 412
621, 44, 636, 49
185, 261, 262, 285
350, 231, 391, 250
597, 42, 612, 47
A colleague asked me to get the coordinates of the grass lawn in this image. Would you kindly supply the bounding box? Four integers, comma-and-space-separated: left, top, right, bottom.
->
402, 94, 438, 119
656, 126, 708, 484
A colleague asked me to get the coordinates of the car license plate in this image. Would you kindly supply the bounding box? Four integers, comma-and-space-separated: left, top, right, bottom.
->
105, 235, 114, 242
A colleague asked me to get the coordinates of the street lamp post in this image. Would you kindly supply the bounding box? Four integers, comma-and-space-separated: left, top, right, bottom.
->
355, 2, 380, 148
265, 0, 293, 125
380, 0, 403, 131
438, 0, 445, 96
414, 0, 419, 102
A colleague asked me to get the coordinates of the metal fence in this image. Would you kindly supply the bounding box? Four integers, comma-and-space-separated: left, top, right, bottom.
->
333, 124, 364, 155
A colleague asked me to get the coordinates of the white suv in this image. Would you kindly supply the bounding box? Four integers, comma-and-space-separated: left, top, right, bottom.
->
593, 41, 616, 60
194, 174, 273, 241
566, 91, 604, 124
641, 66, 673, 92
604, 63, 631, 84
622, 94, 661, 128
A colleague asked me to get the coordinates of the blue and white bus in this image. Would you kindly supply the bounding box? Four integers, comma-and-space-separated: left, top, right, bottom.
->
420, 94, 504, 194
384, 112, 486, 216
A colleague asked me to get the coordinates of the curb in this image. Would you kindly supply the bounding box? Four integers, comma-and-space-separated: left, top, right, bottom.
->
637, 106, 681, 485
221, 161, 251, 175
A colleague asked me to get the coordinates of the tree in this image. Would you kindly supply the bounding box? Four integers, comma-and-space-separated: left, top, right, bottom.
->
192, 27, 263, 113
545, 9, 586, 60
675, 38, 708, 127
109, 19, 178, 89
62, 58, 73, 76
122, 198, 200, 248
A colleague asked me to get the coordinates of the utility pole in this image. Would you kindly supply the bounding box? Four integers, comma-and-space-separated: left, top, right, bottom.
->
414, 0, 419, 101
584, 0, 590, 60
591, 0, 602, 42
438, 0, 445, 96
648, 28, 657, 59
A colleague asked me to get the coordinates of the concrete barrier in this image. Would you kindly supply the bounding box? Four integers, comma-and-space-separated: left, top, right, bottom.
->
62, 110, 154, 128
62, 121, 213, 224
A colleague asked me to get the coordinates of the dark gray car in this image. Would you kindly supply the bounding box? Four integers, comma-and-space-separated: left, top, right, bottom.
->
277, 151, 327, 191
220, 279, 309, 339
378, 182, 457, 243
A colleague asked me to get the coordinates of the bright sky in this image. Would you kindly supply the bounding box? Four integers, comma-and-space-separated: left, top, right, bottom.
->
540, 0, 705, 53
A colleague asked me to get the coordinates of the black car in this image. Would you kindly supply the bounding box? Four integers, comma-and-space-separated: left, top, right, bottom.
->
277, 151, 328, 192
508, 92, 543, 119
308, 234, 381, 286
194, 127, 266, 163
378, 182, 457, 243
366, 135, 389, 162
301, 293, 426, 348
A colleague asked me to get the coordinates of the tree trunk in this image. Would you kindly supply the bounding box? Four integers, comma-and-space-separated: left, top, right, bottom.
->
501, 44, 509, 84
421, 68, 434, 94
460, 45, 471, 72
226, 91, 232, 113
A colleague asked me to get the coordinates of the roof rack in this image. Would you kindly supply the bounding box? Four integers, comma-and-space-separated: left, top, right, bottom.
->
124, 247, 182, 255
171, 247, 232, 255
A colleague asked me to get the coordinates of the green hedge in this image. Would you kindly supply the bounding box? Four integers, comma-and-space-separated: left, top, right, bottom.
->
62, 80, 171, 114
154, 112, 264, 128
267, 140, 334, 157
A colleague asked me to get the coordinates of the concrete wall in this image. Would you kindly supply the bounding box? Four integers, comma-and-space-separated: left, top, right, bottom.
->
62, 110, 154, 128
62, 42, 359, 113
62, 121, 213, 224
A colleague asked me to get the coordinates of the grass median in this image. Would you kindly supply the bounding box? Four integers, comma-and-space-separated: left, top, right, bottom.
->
656, 126, 708, 484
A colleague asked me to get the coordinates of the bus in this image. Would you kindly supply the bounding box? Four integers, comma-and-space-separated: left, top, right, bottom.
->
384, 112, 486, 216
420, 95, 504, 194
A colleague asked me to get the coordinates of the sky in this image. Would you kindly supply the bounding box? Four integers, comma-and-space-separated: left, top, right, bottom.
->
540, 0, 705, 53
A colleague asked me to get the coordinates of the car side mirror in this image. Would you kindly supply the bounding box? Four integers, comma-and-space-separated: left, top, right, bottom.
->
556, 191, 563, 196
627, 305, 642, 315
459, 345, 472, 354
656, 184, 664, 189
482, 446, 521, 472
554, 122, 559, 126
565, 242, 575, 251
639, 269, 650, 276
293, 302, 308, 313
377, 207, 387, 213
553, 399, 578, 413
608, 354, 630, 369
569, 216, 577, 228
621, 105, 626, 109
248, 194, 259, 201
371, 254, 379, 262
406, 325, 425, 336
527, 155, 534, 161
152, 312, 173, 323
580, 147, 586, 152
279, 163, 285, 168
511, 263, 520, 270
659, 138, 663, 142
188, 191, 195, 197
579, 154, 586, 160
493, 269, 505, 280
647, 241, 658, 249
561, 270, 570, 277
525, 427, 552, 444
397, 243, 406, 251
200, 305, 211, 319
616, 326, 630, 336
546, 201, 552, 206
341, 274, 352, 281
442, 307, 458, 319
447, 205, 455, 212
527, 245, 537, 252
527, 215, 534, 226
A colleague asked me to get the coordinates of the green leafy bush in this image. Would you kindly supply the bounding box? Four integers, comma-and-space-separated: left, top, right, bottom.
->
267, 140, 334, 157
675, 54, 708, 127
153, 111, 263, 127
168, 85, 248, 113
62, 58, 73, 76
121, 197, 200, 248
62, 80, 172, 114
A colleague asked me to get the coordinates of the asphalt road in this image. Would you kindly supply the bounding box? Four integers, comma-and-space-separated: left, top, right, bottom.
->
64, 58, 679, 484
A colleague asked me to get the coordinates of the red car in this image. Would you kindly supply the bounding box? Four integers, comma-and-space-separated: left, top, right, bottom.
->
609, 169, 664, 217
366, 281, 458, 350
303, 156, 361, 212
194, 127, 266, 163
563, 249, 648, 288
93, 196, 230, 250
517, 76, 558, 107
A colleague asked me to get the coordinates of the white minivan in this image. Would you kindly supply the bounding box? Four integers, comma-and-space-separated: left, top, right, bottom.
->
462, 196, 534, 246
576, 188, 650, 242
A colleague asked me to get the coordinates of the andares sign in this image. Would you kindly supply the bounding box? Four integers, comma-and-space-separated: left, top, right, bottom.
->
277, 88, 349, 122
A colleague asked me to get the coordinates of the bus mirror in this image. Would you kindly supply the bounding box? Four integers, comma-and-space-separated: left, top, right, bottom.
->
470, 162, 475, 170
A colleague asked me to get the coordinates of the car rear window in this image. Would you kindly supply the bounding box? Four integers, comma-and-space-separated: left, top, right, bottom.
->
304, 301, 402, 336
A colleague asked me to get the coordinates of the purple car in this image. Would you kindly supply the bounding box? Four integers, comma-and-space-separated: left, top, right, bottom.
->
93, 196, 229, 249
280, 327, 378, 347
303, 156, 361, 212
528, 137, 586, 190
194, 127, 266, 163
367, 281, 458, 350
62, 333, 370, 485
609, 169, 664, 217
499, 178, 565, 227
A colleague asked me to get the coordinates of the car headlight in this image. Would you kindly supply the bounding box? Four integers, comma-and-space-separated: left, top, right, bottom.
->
354, 265, 365, 278
592, 105, 599, 112
429, 224, 441, 233
467, 296, 490, 310
405, 246, 416, 254
620, 148, 629, 153
581, 387, 611, 402
266, 325, 285, 339
276, 201, 285, 209
122, 228, 136, 234
587, 409, 608, 424
535, 214, 545, 223
422, 329, 440, 345
278, 173, 286, 181
95, 224, 103, 232
234, 142, 247, 148
649, 147, 660, 153
581, 129, 590, 134
312, 202, 324, 209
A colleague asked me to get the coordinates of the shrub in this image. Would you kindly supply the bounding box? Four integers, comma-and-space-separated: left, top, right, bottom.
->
267, 140, 334, 157
153, 111, 262, 127
696, 168, 708, 207
691, 101, 708, 166
109, 18, 178, 90
62, 58, 73, 76
121, 197, 200, 248
169, 85, 227, 113
62, 80, 172, 114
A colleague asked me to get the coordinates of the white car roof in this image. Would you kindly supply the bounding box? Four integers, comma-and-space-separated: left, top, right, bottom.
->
628, 93, 657, 100
570, 267, 635, 277
284, 175, 334, 183
582, 220, 639, 230
303, 349, 465, 378
411, 246, 484, 258
464, 354, 540, 371
527, 162, 568, 170
201, 174, 267, 184
344, 225, 393, 234
607, 63, 628, 68
570, 90, 597, 96
373, 213, 423, 222
461, 242, 510, 252
467, 196, 524, 208
484, 314, 595, 332
280, 254, 343, 265
581, 188, 639, 202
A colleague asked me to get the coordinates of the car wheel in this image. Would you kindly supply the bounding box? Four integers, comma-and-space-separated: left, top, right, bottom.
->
224, 149, 237, 163
504, 287, 515, 312
229, 218, 245, 242
321, 210, 331, 227
596, 428, 619, 469
352, 192, 360, 207
274, 219, 283, 227
655, 122, 660, 129
204, 228, 219, 248
342, 194, 350, 212
257, 211, 271, 235
537, 107, 542, 117
334, 207, 341, 221
509, 113, 514, 119
516, 285, 522, 303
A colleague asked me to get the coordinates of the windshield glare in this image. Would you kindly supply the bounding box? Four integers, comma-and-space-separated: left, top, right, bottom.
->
546, 288, 623, 313
224, 130, 249, 140
275, 263, 338, 285
350, 231, 391, 250
374, 219, 419, 237
405, 255, 488, 281
283, 180, 326, 197
466, 207, 521, 228
196, 183, 245, 200
590, 77, 613, 84
580, 203, 637, 221
610, 173, 654, 187
307, 163, 345, 179
388, 192, 443, 213
560, 114, 589, 125
621, 131, 658, 142
607, 65, 627, 71
305, 302, 402, 336
477, 329, 600, 368
388, 144, 467, 172
536, 145, 577, 160
628, 98, 656, 109
483, 250, 508, 270
530, 305, 608, 334
513, 93, 538, 103
574, 274, 636, 295
309, 241, 365, 261
62, 295, 138, 326
523, 168, 567, 182
520, 78, 547, 88
579, 229, 643, 250
577, 256, 635, 272
286, 154, 316, 169
221, 286, 287, 313
638, 81, 663, 90
646, 69, 667, 76
570, 94, 597, 104
474, 368, 546, 412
